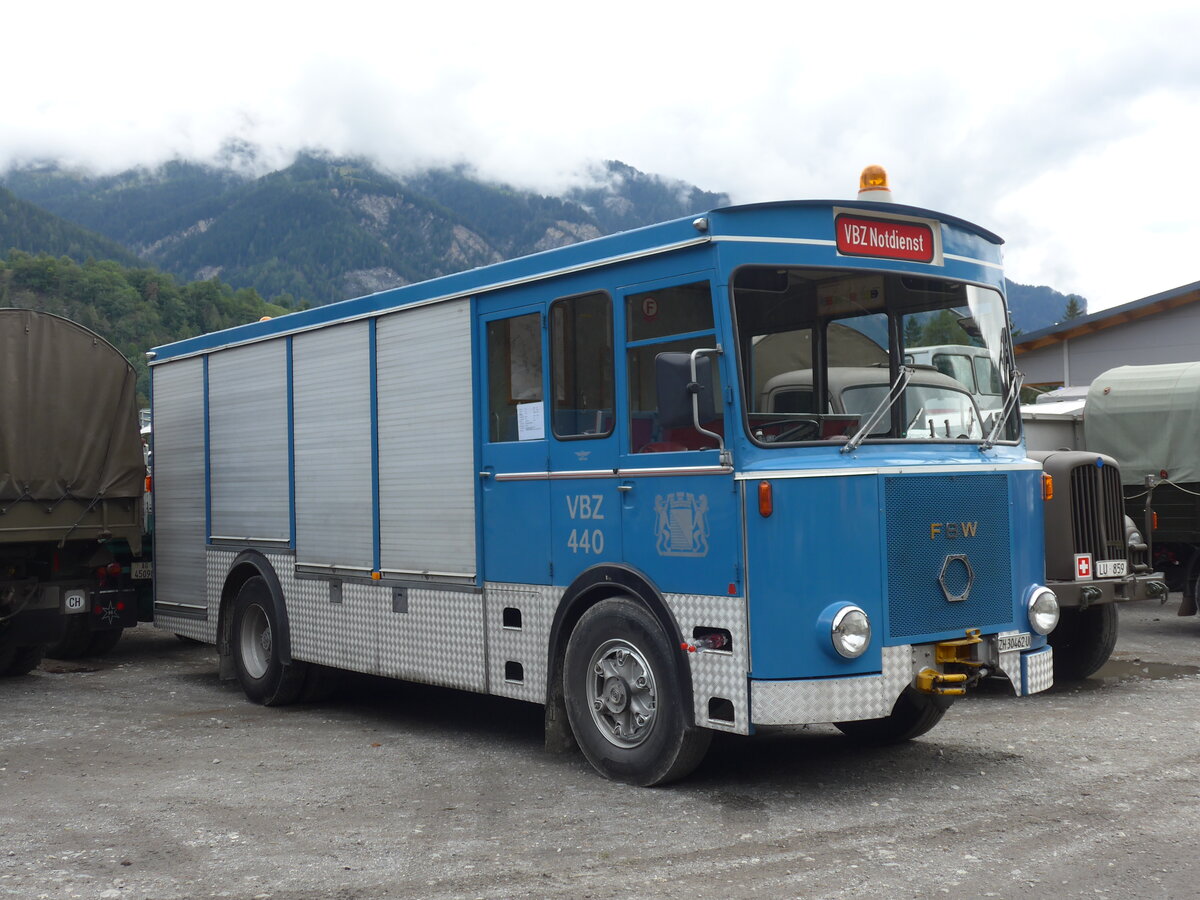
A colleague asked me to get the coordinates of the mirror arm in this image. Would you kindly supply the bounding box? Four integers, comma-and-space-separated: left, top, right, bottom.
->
689, 347, 730, 465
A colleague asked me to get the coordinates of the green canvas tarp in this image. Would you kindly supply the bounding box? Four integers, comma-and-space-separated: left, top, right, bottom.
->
0, 309, 144, 513
1085, 362, 1200, 486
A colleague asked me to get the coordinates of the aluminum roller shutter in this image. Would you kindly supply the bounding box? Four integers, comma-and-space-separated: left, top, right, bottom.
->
294, 322, 374, 569
152, 358, 207, 614
208, 341, 289, 542
377, 299, 476, 579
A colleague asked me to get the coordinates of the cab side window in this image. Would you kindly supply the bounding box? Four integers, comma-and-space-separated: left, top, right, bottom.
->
486, 312, 543, 442
625, 282, 722, 453
550, 292, 614, 439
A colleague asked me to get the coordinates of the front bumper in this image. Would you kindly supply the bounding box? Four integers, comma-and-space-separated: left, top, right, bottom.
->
749, 635, 1052, 727
1049, 572, 1168, 609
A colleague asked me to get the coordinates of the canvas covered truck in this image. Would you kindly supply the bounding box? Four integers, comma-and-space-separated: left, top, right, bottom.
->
148, 168, 1060, 785
0, 309, 149, 674
1085, 362, 1200, 612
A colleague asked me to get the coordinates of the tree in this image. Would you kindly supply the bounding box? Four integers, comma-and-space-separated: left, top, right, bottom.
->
1064, 295, 1085, 320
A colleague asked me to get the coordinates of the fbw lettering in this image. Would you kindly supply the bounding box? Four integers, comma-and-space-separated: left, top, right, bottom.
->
930, 522, 979, 539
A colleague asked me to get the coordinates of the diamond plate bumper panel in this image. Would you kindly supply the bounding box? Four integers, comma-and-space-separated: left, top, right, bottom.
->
750, 645, 914, 726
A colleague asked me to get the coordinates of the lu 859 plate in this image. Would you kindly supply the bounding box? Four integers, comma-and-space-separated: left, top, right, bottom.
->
996, 632, 1032, 653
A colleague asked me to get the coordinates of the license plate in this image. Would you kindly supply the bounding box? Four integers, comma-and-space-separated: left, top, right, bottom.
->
131, 561, 153, 580
64, 590, 87, 614
1096, 559, 1127, 577
996, 631, 1031, 653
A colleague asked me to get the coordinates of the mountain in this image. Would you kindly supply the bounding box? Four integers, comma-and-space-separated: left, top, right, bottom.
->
1005, 282, 1087, 334
0, 185, 143, 267
2, 156, 729, 307
2, 155, 1085, 332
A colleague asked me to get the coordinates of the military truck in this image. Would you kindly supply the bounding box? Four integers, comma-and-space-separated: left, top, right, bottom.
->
1085, 363, 1200, 612
0, 309, 149, 674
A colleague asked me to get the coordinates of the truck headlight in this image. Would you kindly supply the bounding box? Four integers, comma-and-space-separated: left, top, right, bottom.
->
831, 605, 871, 658
1027, 586, 1059, 635
1127, 530, 1143, 548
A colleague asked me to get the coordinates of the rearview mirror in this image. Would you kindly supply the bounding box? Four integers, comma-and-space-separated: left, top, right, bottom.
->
656, 351, 716, 429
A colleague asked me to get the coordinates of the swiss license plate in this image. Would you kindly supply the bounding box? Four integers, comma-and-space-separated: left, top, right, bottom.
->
63, 590, 87, 615
996, 631, 1031, 653
131, 561, 153, 580
1096, 559, 1128, 577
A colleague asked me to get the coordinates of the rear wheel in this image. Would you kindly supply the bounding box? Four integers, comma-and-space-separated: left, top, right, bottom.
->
44, 616, 91, 660
1049, 604, 1119, 680
232, 576, 306, 706
835, 687, 950, 744
563, 597, 710, 786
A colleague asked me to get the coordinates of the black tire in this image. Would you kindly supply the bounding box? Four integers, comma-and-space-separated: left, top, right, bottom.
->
299, 663, 342, 703
563, 597, 711, 786
1, 644, 44, 676
44, 616, 92, 660
1049, 604, 1119, 680
835, 687, 951, 744
86, 627, 123, 657
231, 576, 306, 706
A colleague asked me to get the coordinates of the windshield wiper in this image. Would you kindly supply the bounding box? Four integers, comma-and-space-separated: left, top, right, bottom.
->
841, 366, 914, 454
980, 369, 1024, 451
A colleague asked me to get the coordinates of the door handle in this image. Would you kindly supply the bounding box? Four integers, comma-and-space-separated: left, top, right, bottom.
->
617, 483, 633, 492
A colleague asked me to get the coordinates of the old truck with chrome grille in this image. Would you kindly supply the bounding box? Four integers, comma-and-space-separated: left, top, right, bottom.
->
1026, 449, 1165, 679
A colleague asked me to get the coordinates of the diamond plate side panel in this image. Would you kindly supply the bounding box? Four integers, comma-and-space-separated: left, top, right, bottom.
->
997, 648, 1022, 696
662, 593, 750, 735
201, 549, 486, 690
751, 644, 914, 726
1022, 645, 1054, 695
484, 584, 560, 703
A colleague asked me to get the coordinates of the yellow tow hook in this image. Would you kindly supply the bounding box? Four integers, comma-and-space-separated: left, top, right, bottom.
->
916, 629, 984, 696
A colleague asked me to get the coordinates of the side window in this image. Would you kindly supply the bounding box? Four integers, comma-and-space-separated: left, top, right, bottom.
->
932, 353, 976, 392
486, 312, 543, 442
550, 292, 614, 438
625, 282, 722, 453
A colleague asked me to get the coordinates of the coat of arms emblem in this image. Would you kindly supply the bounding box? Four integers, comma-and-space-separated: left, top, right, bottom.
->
654, 492, 709, 557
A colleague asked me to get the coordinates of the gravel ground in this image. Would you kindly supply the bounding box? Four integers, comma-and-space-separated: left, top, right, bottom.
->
4, 595, 1200, 900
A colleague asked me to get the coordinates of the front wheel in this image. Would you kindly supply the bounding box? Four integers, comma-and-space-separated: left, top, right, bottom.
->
1049, 604, 1119, 680
563, 597, 710, 786
231, 576, 306, 706
834, 687, 951, 744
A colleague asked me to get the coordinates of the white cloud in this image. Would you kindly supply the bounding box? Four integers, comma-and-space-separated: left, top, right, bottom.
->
6, 0, 1200, 309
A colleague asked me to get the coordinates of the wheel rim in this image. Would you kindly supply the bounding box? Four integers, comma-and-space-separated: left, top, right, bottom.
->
585, 638, 658, 749
238, 602, 272, 680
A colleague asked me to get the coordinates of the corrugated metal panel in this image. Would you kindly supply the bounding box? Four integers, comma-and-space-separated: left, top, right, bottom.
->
377, 299, 477, 577
152, 358, 207, 613
293, 322, 374, 568
208, 341, 289, 541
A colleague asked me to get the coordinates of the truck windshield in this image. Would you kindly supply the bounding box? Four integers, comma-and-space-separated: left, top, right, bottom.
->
732, 266, 1016, 446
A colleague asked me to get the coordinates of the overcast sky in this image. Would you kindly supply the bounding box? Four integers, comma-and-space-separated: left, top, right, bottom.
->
6, 1, 1199, 311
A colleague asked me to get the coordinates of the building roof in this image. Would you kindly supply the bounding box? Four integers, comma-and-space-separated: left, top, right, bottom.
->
1014, 279, 1200, 354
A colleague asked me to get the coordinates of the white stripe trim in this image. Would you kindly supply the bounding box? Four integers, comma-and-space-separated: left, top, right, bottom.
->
711, 235, 836, 248
945, 252, 1003, 270
495, 465, 733, 482
734, 461, 1043, 481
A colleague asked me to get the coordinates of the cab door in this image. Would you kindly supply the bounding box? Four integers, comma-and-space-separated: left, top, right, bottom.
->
614, 276, 742, 598
479, 306, 551, 585
546, 291, 622, 584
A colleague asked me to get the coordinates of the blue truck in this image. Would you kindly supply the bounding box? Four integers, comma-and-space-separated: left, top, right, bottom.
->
146, 169, 1058, 784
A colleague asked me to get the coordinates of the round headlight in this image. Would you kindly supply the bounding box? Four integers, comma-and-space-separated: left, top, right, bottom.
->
831, 606, 871, 658
1027, 587, 1059, 635
1127, 530, 1143, 547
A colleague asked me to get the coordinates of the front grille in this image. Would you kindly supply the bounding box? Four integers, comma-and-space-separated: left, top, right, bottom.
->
884, 474, 1013, 641
1069, 464, 1126, 561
